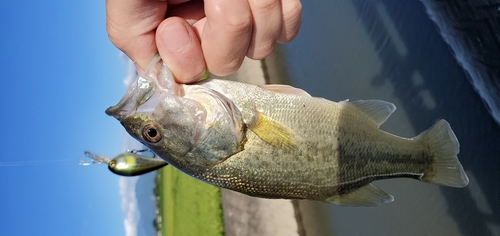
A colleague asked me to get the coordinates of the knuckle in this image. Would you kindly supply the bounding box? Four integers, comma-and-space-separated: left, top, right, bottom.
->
281, 18, 301, 42
247, 43, 275, 60
209, 56, 244, 76
249, 0, 280, 11
282, 0, 302, 21
280, 0, 302, 42
224, 13, 253, 35
106, 19, 128, 49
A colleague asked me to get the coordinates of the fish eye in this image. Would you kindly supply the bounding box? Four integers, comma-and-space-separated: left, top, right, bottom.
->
142, 124, 162, 143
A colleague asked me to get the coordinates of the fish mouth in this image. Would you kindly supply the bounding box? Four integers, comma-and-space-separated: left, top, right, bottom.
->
106, 55, 180, 121
105, 77, 155, 120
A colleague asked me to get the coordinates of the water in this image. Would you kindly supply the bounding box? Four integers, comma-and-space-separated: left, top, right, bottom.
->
282, 0, 500, 235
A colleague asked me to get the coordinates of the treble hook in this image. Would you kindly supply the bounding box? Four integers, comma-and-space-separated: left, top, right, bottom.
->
81, 151, 112, 165
127, 149, 157, 158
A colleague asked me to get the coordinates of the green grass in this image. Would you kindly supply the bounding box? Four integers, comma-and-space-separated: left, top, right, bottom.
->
156, 166, 225, 236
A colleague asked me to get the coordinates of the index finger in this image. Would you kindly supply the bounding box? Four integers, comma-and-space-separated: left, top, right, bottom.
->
105, 0, 168, 71
195, 0, 253, 76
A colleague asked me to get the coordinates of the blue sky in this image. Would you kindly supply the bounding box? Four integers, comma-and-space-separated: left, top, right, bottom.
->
0, 1, 133, 235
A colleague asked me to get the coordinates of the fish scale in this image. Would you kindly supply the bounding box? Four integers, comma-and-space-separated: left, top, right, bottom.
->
106, 55, 469, 206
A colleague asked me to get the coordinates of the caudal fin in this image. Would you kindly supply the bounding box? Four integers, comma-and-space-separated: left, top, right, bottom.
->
416, 120, 469, 187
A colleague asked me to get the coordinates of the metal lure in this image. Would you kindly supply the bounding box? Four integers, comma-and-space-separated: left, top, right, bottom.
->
83, 150, 168, 176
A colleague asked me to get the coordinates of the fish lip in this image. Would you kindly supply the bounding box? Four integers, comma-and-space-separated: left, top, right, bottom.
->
105, 84, 140, 120
106, 55, 165, 121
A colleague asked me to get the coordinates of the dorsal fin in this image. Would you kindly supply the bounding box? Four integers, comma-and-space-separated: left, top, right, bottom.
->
350, 100, 396, 127
259, 84, 312, 97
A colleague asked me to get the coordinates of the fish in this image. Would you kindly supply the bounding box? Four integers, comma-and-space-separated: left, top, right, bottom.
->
84, 151, 168, 176
105, 55, 469, 206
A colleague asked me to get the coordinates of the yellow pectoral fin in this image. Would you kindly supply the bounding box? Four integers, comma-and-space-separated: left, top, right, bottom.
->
248, 112, 297, 150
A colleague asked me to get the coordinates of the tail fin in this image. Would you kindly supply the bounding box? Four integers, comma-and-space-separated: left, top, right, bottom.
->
416, 120, 469, 187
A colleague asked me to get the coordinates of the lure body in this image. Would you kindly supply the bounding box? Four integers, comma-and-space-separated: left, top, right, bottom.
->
84, 151, 168, 176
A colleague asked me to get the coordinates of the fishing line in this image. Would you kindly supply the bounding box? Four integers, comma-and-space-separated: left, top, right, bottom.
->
0, 159, 75, 167
0, 149, 156, 167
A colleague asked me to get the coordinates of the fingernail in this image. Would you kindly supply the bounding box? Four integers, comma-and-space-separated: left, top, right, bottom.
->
162, 24, 191, 53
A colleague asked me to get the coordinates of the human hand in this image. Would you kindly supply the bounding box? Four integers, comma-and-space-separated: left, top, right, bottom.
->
106, 0, 302, 83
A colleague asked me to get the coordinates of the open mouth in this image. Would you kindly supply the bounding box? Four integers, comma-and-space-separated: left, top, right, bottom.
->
105, 76, 156, 120
106, 55, 178, 120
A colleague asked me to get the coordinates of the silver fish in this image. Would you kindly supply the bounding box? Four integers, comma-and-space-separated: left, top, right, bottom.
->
105, 55, 469, 206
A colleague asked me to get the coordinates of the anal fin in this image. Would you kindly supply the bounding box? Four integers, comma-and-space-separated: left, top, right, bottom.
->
325, 184, 394, 206
248, 112, 297, 150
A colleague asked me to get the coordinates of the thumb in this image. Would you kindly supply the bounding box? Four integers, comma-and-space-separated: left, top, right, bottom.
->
156, 17, 206, 83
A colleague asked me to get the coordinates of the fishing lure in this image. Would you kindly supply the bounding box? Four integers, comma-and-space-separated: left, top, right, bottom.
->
83, 150, 168, 176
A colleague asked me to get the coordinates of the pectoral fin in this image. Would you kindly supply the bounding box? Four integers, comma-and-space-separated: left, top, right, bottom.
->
325, 184, 394, 206
248, 112, 297, 150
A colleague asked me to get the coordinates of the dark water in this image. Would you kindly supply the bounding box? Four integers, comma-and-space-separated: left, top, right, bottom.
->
282, 0, 500, 235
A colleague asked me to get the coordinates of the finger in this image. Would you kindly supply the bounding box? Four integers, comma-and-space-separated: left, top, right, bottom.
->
246, 0, 282, 59
106, 0, 167, 71
166, 0, 205, 25
168, 0, 191, 4
156, 17, 206, 83
197, 0, 253, 76
277, 0, 302, 43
